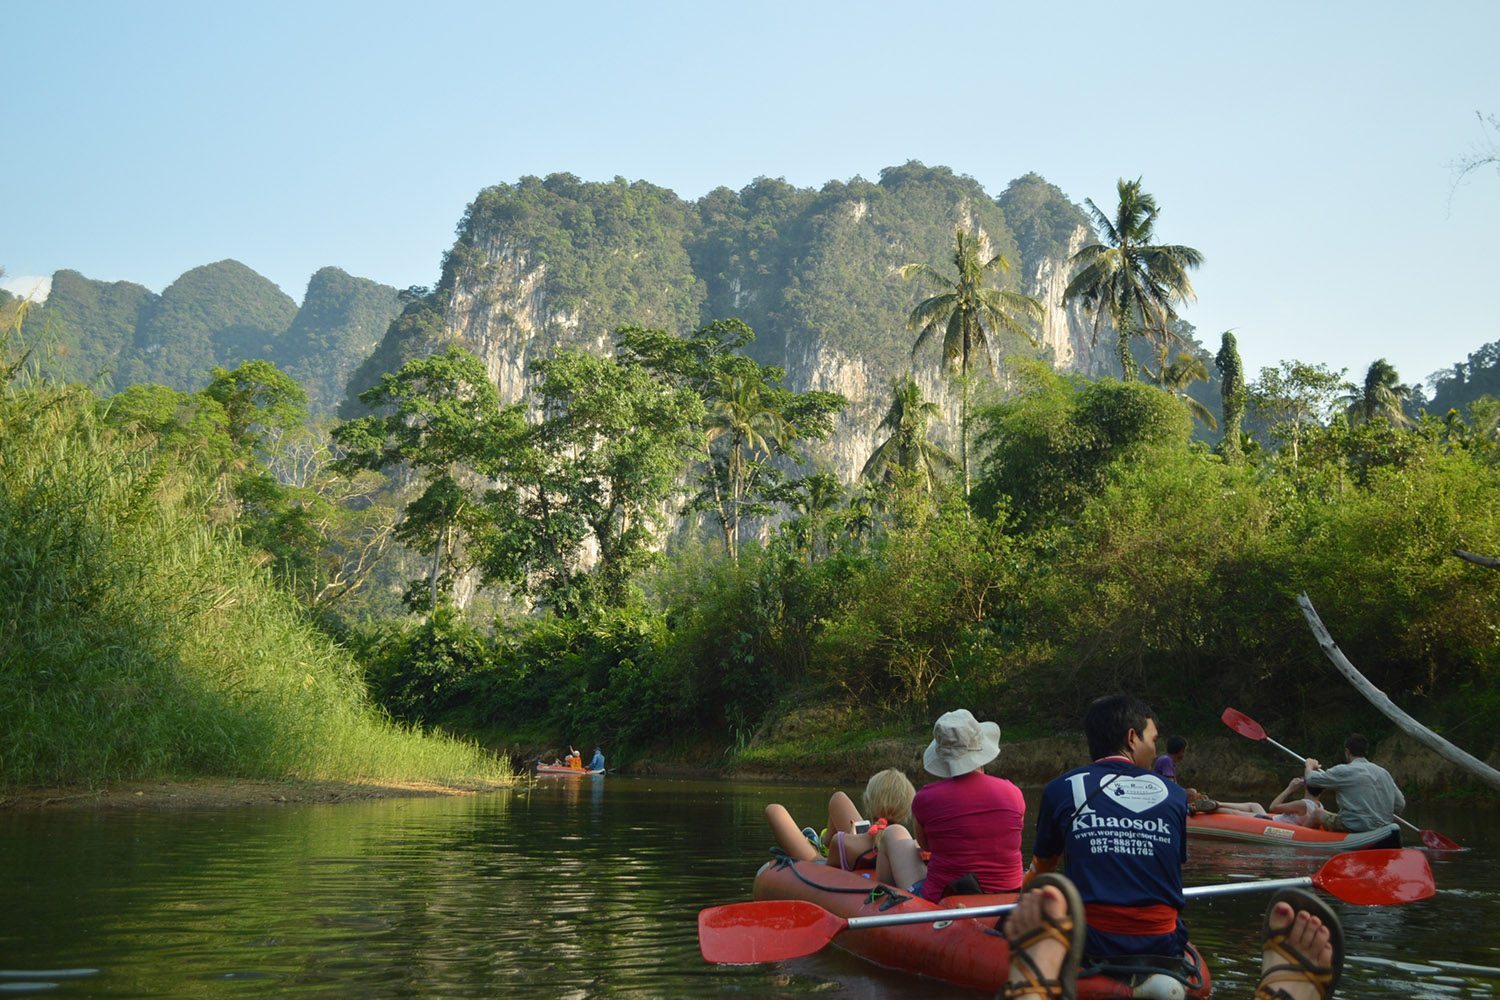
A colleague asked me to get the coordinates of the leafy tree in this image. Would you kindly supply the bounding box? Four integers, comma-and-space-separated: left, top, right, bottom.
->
770, 471, 846, 563
522, 349, 704, 610
202, 359, 308, 456
1247, 361, 1351, 469
860, 375, 957, 493
1064, 179, 1204, 380
972, 360, 1192, 528
899, 229, 1043, 494
1215, 331, 1247, 461
1341, 358, 1413, 427
620, 319, 844, 561
333, 347, 522, 612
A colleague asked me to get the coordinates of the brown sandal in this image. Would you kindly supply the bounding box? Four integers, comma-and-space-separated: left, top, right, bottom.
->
999, 873, 1086, 999
1255, 888, 1344, 999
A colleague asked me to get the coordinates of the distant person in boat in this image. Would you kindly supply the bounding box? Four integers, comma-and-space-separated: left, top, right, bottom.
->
566, 748, 583, 770
999, 871, 1344, 1000
876, 708, 1026, 902
764, 768, 916, 873
1154, 734, 1270, 818
1153, 735, 1188, 781
1304, 733, 1404, 849
1269, 775, 1332, 829
1025, 694, 1192, 969
589, 747, 605, 771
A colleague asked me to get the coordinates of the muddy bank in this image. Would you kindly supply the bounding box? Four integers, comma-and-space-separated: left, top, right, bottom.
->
0, 777, 512, 812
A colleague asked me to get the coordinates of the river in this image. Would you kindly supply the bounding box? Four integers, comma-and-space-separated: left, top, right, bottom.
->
2, 776, 1496, 997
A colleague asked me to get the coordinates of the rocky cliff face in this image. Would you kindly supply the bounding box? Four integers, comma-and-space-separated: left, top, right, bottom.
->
379, 166, 1109, 486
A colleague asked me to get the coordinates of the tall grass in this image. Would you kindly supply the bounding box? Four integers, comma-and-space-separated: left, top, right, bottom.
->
0, 377, 509, 788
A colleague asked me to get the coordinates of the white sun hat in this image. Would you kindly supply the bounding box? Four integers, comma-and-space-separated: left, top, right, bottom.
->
923, 708, 1002, 778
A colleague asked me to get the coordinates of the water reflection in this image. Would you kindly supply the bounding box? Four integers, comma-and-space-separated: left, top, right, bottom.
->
0, 779, 1496, 997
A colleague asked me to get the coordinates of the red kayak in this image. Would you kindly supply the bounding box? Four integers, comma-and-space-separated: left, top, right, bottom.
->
536, 764, 604, 775
753, 858, 1211, 998
1188, 812, 1399, 850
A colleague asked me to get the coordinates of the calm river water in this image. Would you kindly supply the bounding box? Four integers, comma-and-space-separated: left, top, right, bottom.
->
2, 776, 1497, 997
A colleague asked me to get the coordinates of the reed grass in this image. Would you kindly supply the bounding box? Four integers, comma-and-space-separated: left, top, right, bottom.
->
0, 379, 509, 789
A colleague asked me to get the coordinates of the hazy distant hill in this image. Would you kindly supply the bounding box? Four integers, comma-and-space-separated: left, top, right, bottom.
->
19, 260, 398, 413
279, 267, 402, 411
1425, 340, 1500, 416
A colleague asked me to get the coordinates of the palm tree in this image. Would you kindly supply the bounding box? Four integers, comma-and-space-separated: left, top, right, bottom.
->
1064, 179, 1204, 380
899, 229, 1043, 494
1148, 342, 1218, 430
1342, 359, 1413, 426
703, 371, 793, 560
861, 375, 958, 493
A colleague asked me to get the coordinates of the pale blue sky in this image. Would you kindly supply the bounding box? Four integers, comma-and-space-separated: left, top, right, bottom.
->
3, 1, 1497, 388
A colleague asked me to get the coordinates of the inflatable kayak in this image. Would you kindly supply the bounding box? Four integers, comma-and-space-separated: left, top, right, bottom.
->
753, 857, 1211, 998
536, 764, 604, 775
1187, 813, 1400, 850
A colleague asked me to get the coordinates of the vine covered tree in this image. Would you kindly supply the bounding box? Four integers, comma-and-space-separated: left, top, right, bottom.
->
1064, 178, 1204, 380
1215, 331, 1246, 461
899, 229, 1043, 494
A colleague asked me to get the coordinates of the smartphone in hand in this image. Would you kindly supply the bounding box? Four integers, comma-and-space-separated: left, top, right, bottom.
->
852, 820, 871, 834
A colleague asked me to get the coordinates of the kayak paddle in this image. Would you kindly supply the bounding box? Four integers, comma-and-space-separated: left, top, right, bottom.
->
698, 849, 1434, 964
1220, 707, 1464, 852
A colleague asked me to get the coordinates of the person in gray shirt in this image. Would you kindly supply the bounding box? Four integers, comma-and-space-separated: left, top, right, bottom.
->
1303, 733, 1404, 849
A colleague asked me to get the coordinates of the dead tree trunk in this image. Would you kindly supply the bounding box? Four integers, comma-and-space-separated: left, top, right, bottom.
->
1454, 548, 1500, 571
1296, 592, 1500, 793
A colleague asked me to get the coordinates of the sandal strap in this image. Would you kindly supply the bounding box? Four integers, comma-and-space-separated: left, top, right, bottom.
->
1000, 911, 1076, 999
1254, 931, 1335, 1000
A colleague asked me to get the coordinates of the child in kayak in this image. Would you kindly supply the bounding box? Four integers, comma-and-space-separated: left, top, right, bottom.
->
764, 768, 916, 872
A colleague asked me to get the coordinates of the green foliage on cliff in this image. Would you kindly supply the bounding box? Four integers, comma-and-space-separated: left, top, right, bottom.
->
20, 269, 154, 387
1426, 338, 1500, 418
999, 172, 1091, 273
120, 260, 298, 389
281, 267, 403, 412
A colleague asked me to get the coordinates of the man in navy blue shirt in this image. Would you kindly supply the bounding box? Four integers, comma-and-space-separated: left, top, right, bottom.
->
1027, 695, 1189, 965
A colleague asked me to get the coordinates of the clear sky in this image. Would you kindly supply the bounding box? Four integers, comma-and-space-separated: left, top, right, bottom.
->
3, 1, 1497, 388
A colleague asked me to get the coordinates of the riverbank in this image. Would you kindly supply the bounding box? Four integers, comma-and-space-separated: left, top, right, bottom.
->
628, 706, 1500, 799
0, 776, 512, 812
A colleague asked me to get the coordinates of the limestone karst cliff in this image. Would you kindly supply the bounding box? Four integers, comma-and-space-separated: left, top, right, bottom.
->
350, 164, 1132, 483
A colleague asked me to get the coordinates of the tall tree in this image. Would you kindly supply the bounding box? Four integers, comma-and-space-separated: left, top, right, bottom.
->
1064, 178, 1204, 380
332, 347, 521, 613
1215, 331, 1246, 461
1343, 358, 1414, 427
620, 319, 843, 561
899, 229, 1043, 495
861, 375, 958, 494
1247, 360, 1350, 470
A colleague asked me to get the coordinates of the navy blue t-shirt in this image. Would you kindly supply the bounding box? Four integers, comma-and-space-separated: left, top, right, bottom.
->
1033, 759, 1189, 960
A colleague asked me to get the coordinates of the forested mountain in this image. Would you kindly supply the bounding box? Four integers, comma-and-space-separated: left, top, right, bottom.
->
356, 163, 1123, 479
1426, 339, 1500, 416
18, 260, 398, 412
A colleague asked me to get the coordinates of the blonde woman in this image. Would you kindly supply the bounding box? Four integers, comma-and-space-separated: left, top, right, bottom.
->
765, 768, 916, 872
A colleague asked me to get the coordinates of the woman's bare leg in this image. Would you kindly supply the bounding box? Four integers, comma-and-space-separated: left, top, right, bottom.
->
825, 790, 863, 835
874, 824, 926, 890
764, 803, 819, 862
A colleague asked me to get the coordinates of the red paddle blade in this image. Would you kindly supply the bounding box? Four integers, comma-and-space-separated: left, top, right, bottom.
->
1312, 849, 1435, 905
698, 900, 846, 964
1420, 829, 1466, 852
1221, 707, 1267, 741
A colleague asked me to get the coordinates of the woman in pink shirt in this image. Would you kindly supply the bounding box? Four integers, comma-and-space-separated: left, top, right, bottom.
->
877, 708, 1025, 901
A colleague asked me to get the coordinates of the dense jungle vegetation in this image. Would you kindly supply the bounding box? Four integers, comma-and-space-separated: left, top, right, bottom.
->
7, 161, 1500, 788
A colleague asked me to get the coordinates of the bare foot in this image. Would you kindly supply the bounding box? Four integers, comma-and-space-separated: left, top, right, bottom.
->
1000, 884, 1070, 999
1258, 899, 1336, 1000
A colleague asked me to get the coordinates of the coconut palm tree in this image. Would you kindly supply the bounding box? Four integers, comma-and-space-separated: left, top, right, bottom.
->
1064, 178, 1204, 380
899, 229, 1043, 494
1148, 342, 1218, 430
703, 370, 793, 560
861, 375, 958, 493
1342, 359, 1413, 426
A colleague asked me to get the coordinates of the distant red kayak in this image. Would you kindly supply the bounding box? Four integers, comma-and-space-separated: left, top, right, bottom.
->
1188, 812, 1399, 850
752, 858, 1211, 997
536, 764, 604, 776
